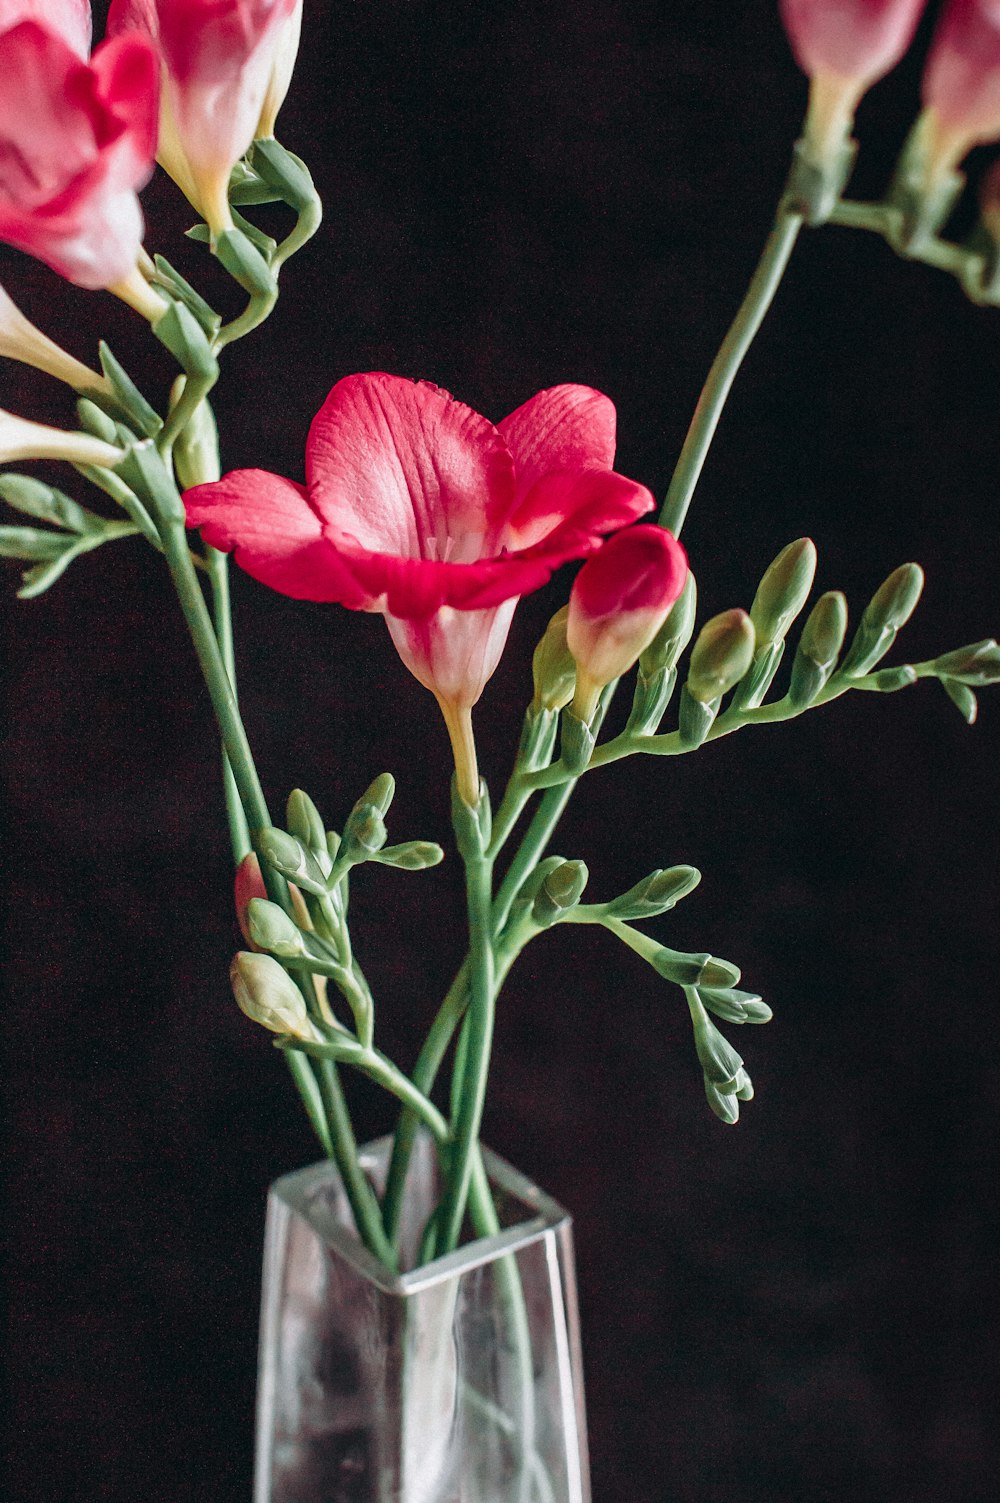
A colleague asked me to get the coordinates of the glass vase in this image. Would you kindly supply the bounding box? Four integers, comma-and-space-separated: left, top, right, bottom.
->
253, 1132, 591, 1503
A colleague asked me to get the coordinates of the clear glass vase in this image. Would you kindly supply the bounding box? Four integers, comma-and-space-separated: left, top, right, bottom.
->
254, 1133, 591, 1503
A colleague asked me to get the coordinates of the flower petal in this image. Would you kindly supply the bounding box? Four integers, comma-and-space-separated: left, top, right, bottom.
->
386, 600, 519, 707
306, 372, 517, 560
185, 469, 367, 604
324, 540, 555, 616
498, 384, 618, 508
506, 466, 655, 554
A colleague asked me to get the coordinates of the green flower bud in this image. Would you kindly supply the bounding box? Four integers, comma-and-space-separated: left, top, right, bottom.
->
640, 569, 697, 675
749, 538, 817, 646
651, 949, 740, 988
532, 859, 589, 927
257, 827, 329, 895
933, 639, 1000, 686
841, 565, 924, 678
691, 1008, 744, 1087
734, 1070, 754, 1101
532, 605, 577, 711
76, 399, 120, 445
172, 386, 220, 490
0, 473, 89, 533
857, 665, 918, 692
559, 710, 595, 773
704, 1076, 740, 1124
517, 702, 559, 770
245, 897, 309, 958
686, 609, 756, 703
343, 802, 388, 856
788, 590, 848, 707
286, 789, 328, 856
625, 665, 677, 737
699, 986, 772, 1025
606, 865, 701, 921
231, 951, 312, 1038
373, 840, 444, 870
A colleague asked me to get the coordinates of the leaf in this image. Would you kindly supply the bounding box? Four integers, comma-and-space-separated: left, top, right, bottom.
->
17, 545, 81, 598
98, 343, 162, 437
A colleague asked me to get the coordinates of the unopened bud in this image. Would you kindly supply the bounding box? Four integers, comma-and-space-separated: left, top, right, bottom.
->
568, 525, 688, 721
359, 772, 396, 817
606, 865, 701, 921
231, 951, 312, 1038
750, 538, 817, 645
640, 569, 697, 675
859, 664, 918, 692
343, 802, 388, 856
532, 859, 589, 926
0, 473, 88, 533
245, 898, 308, 958
234, 852, 268, 945
172, 386, 220, 490
942, 678, 978, 724
257, 827, 329, 895
788, 590, 848, 706
286, 789, 327, 855
841, 564, 923, 677
686, 609, 756, 703
704, 1076, 740, 1124
699, 986, 773, 1026
373, 840, 444, 870
651, 949, 740, 989
690, 1005, 744, 1087
532, 605, 577, 711
76, 399, 120, 444
933, 639, 1000, 686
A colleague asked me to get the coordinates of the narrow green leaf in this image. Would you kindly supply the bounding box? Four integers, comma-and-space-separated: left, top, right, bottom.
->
942, 678, 978, 725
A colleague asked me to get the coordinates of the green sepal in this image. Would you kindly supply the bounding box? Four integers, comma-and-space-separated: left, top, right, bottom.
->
251, 137, 318, 212
690, 1004, 744, 1086
784, 134, 858, 227
258, 827, 329, 895
152, 300, 219, 381
286, 789, 328, 855
213, 228, 278, 295
517, 703, 559, 771
15, 549, 80, 599
152, 256, 221, 338
0, 475, 91, 534
788, 652, 829, 709
342, 803, 388, 858
559, 710, 595, 773
76, 399, 120, 445
677, 684, 718, 748
855, 664, 918, 693
640, 569, 696, 674
116, 440, 186, 529
728, 639, 784, 713
228, 170, 283, 207
942, 678, 978, 724
605, 865, 701, 921
98, 343, 162, 437
735, 1070, 755, 1101
231, 208, 278, 260
841, 564, 924, 678
704, 1076, 740, 1124
360, 773, 395, 817
451, 776, 491, 857
932, 639, 1000, 686
0, 526, 71, 561
698, 986, 772, 1025
626, 665, 676, 737
371, 841, 444, 870
507, 856, 565, 919
531, 859, 589, 927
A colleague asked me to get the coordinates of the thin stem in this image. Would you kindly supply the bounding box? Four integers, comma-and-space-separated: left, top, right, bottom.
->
206, 546, 252, 864
660, 205, 803, 539
315, 1057, 397, 1271
492, 781, 576, 936
436, 842, 495, 1254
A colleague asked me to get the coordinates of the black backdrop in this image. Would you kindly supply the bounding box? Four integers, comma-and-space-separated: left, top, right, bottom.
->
3, 4, 1000, 1501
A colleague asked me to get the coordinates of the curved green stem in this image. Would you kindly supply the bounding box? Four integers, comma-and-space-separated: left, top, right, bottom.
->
206, 546, 252, 864
660, 205, 803, 539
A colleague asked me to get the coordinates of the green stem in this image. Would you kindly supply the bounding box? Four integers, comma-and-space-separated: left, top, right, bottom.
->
659, 204, 803, 539
315, 1056, 397, 1270
206, 546, 252, 864
492, 781, 576, 936
436, 840, 496, 1254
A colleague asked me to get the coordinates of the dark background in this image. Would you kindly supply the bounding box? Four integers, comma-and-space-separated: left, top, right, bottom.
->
3, 3, 999, 1500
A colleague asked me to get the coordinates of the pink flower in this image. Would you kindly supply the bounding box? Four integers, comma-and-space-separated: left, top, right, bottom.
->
923, 0, 1000, 169
107, 0, 302, 233
186, 373, 655, 801
567, 524, 687, 722
780, 1, 926, 166
0, 7, 158, 288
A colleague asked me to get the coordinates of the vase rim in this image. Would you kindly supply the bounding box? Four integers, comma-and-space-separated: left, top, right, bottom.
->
269, 1136, 574, 1295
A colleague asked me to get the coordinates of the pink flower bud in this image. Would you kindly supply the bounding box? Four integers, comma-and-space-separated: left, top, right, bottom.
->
923, 0, 1000, 171
780, 0, 926, 87
567, 524, 688, 721
108, 0, 302, 233
234, 852, 268, 946
0, 14, 159, 288
780, 1, 926, 167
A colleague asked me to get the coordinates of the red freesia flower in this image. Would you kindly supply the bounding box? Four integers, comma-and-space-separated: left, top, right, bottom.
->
107, 0, 301, 233
186, 373, 656, 800
0, 5, 158, 289
567, 524, 687, 721
923, 0, 1000, 170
